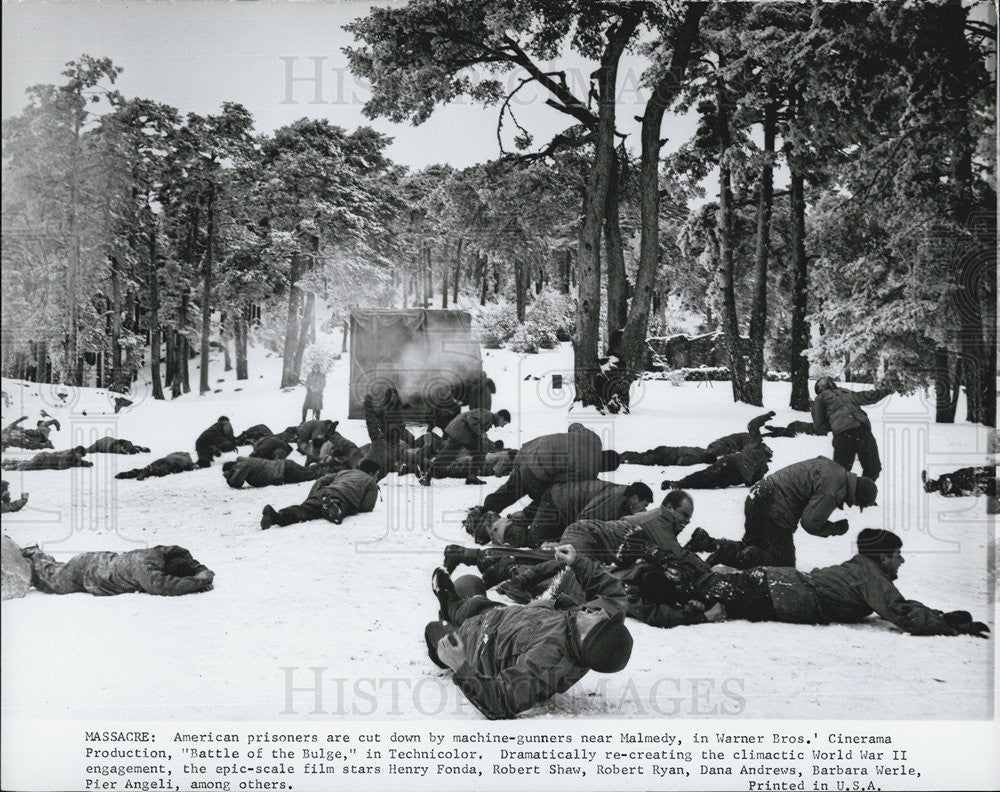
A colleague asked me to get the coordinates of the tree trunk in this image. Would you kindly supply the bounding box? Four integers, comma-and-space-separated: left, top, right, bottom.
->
745, 100, 777, 407
716, 65, 751, 404
479, 252, 489, 305
235, 306, 249, 380
573, 11, 639, 408
441, 253, 449, 309
934, 347, 959, 423
618, 2, 705, 381
604, 157, 629, 342
514, 259, 527, 322
109, 256, 123, 390
292, 290, 315, 379
148, 231, 165, 400
452, 239, 462, 304
220, 311, 232, 372
788, 169, 811, 411
281, 253, 304, 388
199, 189, 214, 395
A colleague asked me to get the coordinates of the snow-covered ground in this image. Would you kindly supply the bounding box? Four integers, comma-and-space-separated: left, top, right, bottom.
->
1, 341, 994, 721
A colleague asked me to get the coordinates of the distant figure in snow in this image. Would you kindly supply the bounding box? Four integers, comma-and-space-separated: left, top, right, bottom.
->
1, 480, 28, 513
811, 376, 892, 481
705, 411, 775, 458
1, 447, 91, 471
661, 443, 773, 490
223, 456, 322, 488
301, 364, 327, 423
234, 424, 274, 447
1, 416, 61, 450
421, 408, 511, 486
85, 437, 151, 455
620, 446, 714, 467
19, 543, 214, 596
922, 467, 996, 498
116, 451, 195, 481
762, 420, 820, 438
465, 370, 496, 411
260, 461, 381, 529
194, 416, 237, 468
250, 434, 293, 461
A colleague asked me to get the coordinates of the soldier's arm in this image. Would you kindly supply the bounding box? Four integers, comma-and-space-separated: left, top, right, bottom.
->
568, 554, 628, 617
860, 575, 956, 636
452, 638, 567, 720
5, 416, 28, 430
799, 493, 841, 535
226, 463, 250, 489
810, 398, 829, 434
628, 597, 706, 629
855, 385, 892, 405
142, 557, 214, 596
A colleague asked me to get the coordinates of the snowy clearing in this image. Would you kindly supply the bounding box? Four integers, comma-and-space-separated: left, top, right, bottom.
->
1, 343, 993, 721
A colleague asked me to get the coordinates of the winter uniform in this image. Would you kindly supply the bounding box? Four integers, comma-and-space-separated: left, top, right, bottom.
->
268, 469, 379, 527
195, 418, 236, 468
295, 420, 337, 456
503, 480, 634, 548
701, 555, 959, 634
429, 409, 500, 476
1, 481, 28, 513
560, 507, 689, 563
922, 466, 997, 498
762, 420, 819, 438
465, 371, 496, 411
22, 545, 214, 596
363, 385, 411, 445
620, 446, 713, 466
667, 442, 772, 489
482, 424, 603, 514
1, 448, 91, 471
235, 424, 274, 446
312, 431, 365, 470
85, 437, 150, 455
705, 412, 773, 458
224, 456, 318, 488
250, 435, 294, 461
811, 382, 888, 480
437, 555, 628, 719
708, 456, 863, 569
302, 368, 327, 419
116, 452, 195, 480
1, 417, 57, 450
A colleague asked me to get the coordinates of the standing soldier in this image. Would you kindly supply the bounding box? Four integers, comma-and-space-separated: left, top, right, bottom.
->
301, 364, 327, 423
811, 376, 891, 480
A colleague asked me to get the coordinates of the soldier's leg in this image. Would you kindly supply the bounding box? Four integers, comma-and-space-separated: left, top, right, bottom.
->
273, 501, 323, 527
21, 548, 86, 594
673, 458, 743, 489
831, 430, 859, 474
559, 524, 602, 558
116, 467, 144, 479
482, 468, 526, 514
856, 428, 882, 481
700, 568, 776, 621
283, 460, 319, 484
429, 439, 464, 476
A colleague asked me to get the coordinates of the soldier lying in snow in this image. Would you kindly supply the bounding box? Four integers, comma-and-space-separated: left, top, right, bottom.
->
19, 543, 214, 596
426, 545, 633, 720
1, 447, 91, 471
85, 437, 151, 455
921, 467, 996, 498
116, 451, 195, 480
628, 529, 989, 638
1, 416, 60, 450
